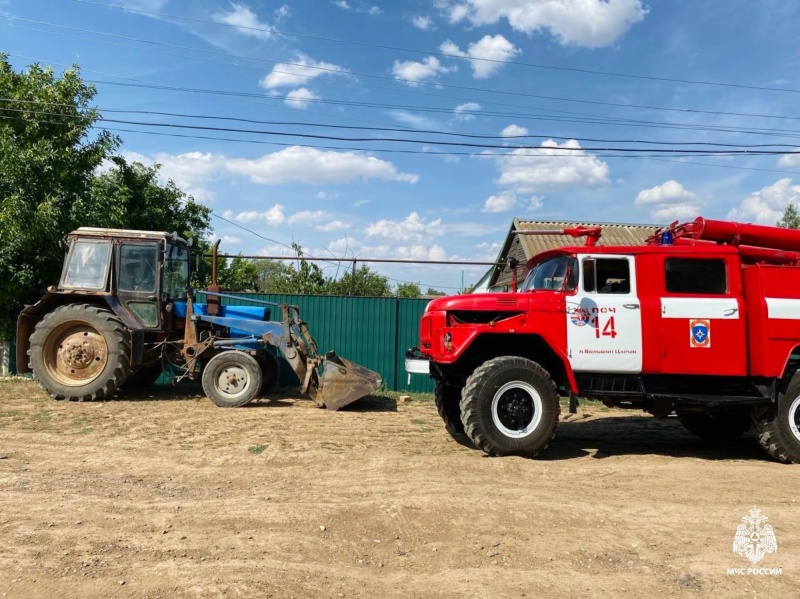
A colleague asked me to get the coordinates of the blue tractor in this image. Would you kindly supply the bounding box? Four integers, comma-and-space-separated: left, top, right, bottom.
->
16, 227, 381, 409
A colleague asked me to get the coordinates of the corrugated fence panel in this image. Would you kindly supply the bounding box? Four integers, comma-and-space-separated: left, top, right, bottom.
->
197, 293, 433, 392
397, 298, 435, 393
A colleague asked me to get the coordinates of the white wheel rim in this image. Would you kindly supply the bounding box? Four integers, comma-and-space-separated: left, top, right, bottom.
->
789, 396, 800, 442
215, 364, 251, 401
491, 381, 543, 439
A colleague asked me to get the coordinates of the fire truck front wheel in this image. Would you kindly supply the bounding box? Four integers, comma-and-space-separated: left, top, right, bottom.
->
752, 372, 800, 464
460, 356, 560, 458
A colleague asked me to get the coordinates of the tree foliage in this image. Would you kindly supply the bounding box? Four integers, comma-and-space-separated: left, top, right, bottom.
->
425, 287, 446, 297
396, 282, 421, 298
777, 202, 800, 229
0, 56, 211, 337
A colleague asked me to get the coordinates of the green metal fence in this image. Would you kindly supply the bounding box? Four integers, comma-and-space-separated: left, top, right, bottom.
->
198, 292, 434, 393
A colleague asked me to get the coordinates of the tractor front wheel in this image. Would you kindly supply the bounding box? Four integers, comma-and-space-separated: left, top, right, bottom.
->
202, 351, 262, 407
29, 304, 131, 401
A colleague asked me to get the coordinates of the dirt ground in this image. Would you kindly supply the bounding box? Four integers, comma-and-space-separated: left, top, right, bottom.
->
0, 378, 796, 599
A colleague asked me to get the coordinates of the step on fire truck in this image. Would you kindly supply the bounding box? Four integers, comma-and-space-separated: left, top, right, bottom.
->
406, 217, 800, 463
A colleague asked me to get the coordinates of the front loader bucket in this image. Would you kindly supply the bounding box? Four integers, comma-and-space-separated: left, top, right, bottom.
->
315, 351, 382, 410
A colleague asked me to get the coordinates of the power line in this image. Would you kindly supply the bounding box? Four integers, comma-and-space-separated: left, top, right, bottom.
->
71, 0, 800, 95
9, 17, 800, 124
5, 100, 800, 149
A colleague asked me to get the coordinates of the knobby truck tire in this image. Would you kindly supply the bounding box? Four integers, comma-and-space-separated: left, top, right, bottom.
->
752, 372, 800, 464
434, 379, 466, 436
29, 304, 131, 402
460, 356, 560, 458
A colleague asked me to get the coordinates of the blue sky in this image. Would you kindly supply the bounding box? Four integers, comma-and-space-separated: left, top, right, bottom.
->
3, 0, 800, 292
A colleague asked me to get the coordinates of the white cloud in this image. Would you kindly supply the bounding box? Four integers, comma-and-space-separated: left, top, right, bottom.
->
454, 102, 481, 121
493, 139, 609, 192
354, 199, 370, 207
501, 124, 528, 137
316, 220, 351, 232
213, 3, 273, 40
260, 56, 348, 90
635, 180, 699, 220
118, 150, 219, 203
316, 191, 341, 200
365, 212, 442, 243
275, 5, 290, 18
445, 0, 648, 48
482, 190, 517, 213
209, 235, 242, 245
367, 6, 382, 15
728, 178, 800, 224
333, 0, 351, 8
109, 0, 167, 11
223, 205, 286, 226
226, 146, 419, 185
288, 210, 331, 225
778, 149, 800, 168
651, 204, 698, 222
635, 180, 697, 205
387, 109, 439, 129
412, 15, 435, 30
284, 87, 320, 109
440, 34, 519, 78
481, 190, 542, 213
392, 56, 455, 86
328, 236, 448, 261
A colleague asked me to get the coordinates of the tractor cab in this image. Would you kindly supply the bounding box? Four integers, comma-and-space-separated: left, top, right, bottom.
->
59, 228, 190, 329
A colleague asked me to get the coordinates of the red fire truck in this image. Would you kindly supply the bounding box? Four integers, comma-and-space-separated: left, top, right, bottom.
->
406, 217, 800, 463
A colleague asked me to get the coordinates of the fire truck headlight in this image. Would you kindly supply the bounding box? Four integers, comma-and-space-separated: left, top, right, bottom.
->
444, 332, 453, 352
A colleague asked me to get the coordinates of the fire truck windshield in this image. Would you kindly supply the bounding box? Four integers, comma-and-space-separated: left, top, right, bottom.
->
520, 255, 577, 292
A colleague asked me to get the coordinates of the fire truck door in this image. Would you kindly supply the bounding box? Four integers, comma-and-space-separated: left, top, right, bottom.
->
659, 257, 746, 376
566, 255, 643, 373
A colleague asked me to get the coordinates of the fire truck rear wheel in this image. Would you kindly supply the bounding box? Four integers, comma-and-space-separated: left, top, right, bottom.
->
678, 410, 752, 440
202, 351, 262, 408
752, 372, 800, 464
434, 379, 466, 436
460, 356, 560, 458
29, 304, 131, 402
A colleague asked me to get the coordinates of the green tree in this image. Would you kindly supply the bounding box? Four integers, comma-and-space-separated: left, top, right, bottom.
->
253, 259, 293, 293
0, 56, 213, 338
425, 287, 446, 297
218, 254, 260, 292
330, 264, 391, 297
396, 282, 421, 298
777, 202, 800, 229
0, 56, 118, 338
84, 157, 210, 239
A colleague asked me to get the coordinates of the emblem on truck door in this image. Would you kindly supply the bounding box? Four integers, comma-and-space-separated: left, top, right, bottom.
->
690, 319, 711, 348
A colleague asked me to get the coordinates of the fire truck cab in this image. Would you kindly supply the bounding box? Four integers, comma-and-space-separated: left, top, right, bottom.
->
407, 217, 800, 463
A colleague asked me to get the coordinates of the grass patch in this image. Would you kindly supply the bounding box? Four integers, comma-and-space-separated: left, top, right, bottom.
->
248, 444, 267, 455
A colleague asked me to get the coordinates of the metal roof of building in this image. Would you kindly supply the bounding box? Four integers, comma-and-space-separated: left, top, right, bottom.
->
515, 219, 658, 258
489, 218, 661, 290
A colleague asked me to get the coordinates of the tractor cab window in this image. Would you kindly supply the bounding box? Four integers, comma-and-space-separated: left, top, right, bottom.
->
62, 240, 112, 290
163, 242, 189, 300
583, 258, 631, 294
521, 255, 578, 291
119, 244, 158, 293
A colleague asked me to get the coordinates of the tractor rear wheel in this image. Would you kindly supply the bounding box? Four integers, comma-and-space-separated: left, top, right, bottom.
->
202, 351, 262, 407
752, 372, 800, 464
29, 304, 131, 401
460, 356, 560, 458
